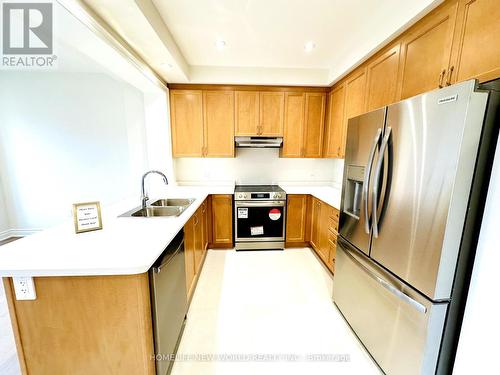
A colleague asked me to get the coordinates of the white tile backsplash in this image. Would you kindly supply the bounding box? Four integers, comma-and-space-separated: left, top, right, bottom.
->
174, 148, 344, 186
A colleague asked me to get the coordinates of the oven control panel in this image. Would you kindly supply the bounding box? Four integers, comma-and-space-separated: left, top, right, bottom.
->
234, 185, 286, 201
234, 192, 286, 201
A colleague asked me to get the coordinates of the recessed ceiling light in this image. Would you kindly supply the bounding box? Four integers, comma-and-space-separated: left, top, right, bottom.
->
160, 62, 173, 69
304, 41, 316, 52
215, 39, 227, 50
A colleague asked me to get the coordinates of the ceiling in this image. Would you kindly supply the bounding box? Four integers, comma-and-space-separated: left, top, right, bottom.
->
81, 0, 442, 86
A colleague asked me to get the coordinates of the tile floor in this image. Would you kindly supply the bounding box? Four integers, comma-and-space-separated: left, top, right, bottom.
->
171, 248, 381, 375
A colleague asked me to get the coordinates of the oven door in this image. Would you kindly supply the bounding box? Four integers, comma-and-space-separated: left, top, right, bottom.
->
235, 200, 286, 242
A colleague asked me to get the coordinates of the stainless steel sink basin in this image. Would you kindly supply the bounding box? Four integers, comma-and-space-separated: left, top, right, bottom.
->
150, 198, 195, 207
130, 206, 185, 217
120, 206, 185, 218
119, 198, 195, 218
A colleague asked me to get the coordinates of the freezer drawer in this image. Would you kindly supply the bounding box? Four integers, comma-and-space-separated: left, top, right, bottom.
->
333, 238, 448, 375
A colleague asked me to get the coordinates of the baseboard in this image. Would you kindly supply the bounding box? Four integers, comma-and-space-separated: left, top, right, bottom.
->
0, 228, 42, 241
285, 241, 309, 248
209, 243, 233, 249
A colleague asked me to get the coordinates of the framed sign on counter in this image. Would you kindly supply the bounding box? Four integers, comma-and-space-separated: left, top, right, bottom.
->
72, 201, 103, 234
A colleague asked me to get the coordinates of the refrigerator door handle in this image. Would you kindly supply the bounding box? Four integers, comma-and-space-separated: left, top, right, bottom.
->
372, 126, 391, 238
362, 128, 382, 234
342, 243, 427, 314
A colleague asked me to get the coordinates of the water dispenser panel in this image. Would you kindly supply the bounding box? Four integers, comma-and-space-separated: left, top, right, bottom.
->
344, 165, 365, 218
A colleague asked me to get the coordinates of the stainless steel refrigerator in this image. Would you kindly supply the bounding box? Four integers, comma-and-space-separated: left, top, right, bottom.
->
333, 79, 500, 375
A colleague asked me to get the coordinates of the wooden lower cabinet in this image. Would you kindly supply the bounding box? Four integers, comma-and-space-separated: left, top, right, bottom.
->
201, 199, 210, 251
3, 275, 155, 375
290, 195, 338, 273
184, 198, 210, 299
309, 197, 321, 251
193, 209, 204, 273
210, 195, 233, 248
184, 214, 196, 298
285, 194, 308, 245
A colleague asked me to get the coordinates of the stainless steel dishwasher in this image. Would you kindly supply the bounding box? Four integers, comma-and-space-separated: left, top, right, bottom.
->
149, 230, 187, 375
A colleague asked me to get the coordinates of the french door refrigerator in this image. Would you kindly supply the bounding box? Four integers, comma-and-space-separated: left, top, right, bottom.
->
333, 79, 499, 375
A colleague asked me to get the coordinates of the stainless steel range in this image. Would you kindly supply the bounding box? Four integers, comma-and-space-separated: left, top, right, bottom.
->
234, 185, 286, 250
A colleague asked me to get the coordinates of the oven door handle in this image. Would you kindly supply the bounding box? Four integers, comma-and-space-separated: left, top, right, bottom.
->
235, 201, 286, 207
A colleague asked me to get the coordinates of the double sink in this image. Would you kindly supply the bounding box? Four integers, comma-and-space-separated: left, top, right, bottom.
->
120, 198, 195, 218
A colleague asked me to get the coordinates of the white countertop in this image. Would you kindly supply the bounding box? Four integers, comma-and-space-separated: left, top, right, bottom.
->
0, 185, 234, 277
280, 184, 342, 210
0, 183, 341, 278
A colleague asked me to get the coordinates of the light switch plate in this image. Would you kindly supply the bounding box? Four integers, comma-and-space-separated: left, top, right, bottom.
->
13, 277, 37, 300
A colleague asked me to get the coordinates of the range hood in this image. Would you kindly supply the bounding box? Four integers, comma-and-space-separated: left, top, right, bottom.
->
235, 136, 283, 148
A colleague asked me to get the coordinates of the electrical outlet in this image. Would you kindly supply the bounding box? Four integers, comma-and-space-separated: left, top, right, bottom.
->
13, 277, 37, 300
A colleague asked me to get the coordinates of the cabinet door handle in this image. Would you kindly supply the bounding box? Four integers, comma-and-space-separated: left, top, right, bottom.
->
194, 215, 199, 226
445, 66, 454, 86
438, 69, 446, 88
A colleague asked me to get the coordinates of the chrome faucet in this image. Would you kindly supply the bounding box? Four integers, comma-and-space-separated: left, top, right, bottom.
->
141, 170, 169, 208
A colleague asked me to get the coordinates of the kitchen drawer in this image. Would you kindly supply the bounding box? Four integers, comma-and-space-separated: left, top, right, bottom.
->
330, 208, 340, 222
328, 229, 338, 243
328, 216, 339, 234
328, 239, 336, 273
329, 238, 337, 255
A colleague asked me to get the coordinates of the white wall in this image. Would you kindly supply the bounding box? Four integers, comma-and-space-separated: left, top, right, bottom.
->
453, 137, 500, 374
0, 72, 149, 230
174, 148, 344, 185
0, 182, 10, 235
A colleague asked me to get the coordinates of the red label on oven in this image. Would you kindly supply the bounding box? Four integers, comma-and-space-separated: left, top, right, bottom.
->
269, 208, 281, 221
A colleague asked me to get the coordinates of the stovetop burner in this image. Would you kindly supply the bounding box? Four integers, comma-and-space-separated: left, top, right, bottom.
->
235, 185, 285, 193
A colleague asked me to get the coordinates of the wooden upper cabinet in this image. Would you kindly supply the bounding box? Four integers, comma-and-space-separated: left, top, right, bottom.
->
366, 45, 401, 111
203, 91, 234, 157
211, 195, 233, 247
324, 84, 346, 159
286, 194, 308, 243
170, 90, 204, 157
450, 0, 500, 84
260, 92, 285, 136
345, 68, 367, 122
303, 93, 326, 158
398, 2, 458, 99
235, 91, 260, 135
282, 92, 305, 157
